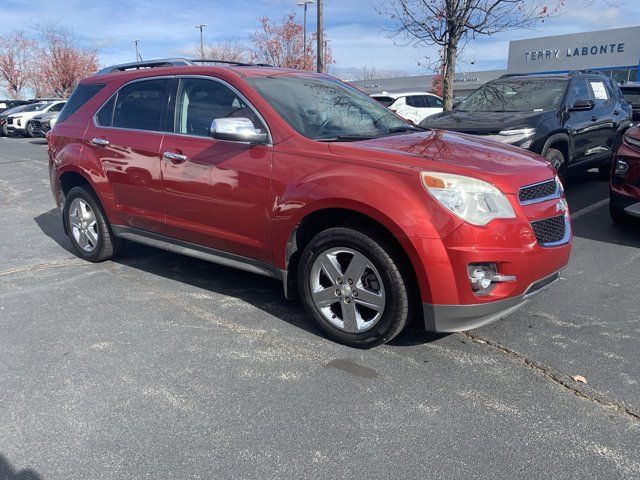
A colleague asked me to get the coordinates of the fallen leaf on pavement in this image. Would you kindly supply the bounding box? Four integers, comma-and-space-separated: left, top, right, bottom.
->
571, 375, 587, 384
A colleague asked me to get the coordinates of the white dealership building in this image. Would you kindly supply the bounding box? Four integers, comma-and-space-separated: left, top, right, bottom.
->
351, 26, 640, 97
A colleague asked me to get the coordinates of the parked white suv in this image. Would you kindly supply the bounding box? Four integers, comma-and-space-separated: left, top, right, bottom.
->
6, 101, 65, 137
371, 91, 443, 124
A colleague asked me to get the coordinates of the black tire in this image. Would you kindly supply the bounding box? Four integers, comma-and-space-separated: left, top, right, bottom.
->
545, 147, 566, 178
609, 198, 629, 224
25, 122, 36, 138
63, 185, 123, 262
298, 227, 412, 348
0, 123, 8, 136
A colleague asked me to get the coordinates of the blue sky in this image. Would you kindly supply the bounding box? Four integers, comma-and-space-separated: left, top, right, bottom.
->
0, 0, 639, 83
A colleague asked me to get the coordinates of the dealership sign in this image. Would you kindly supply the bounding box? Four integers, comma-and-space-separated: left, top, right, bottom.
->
508, 26, 640, 74
524, 43, 625, 62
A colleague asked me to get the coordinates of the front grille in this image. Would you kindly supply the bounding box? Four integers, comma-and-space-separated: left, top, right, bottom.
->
518, 179, 558, 204
531, 215, 566, 246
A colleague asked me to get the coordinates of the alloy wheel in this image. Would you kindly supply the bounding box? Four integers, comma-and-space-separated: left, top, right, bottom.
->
68, 198, 99, 252
309, 247, 386, 333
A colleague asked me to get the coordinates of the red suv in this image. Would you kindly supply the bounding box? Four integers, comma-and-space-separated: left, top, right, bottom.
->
48, 59, 572, 347
610, 126, 640, 222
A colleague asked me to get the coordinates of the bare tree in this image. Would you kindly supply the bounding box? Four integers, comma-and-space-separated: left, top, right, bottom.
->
355, 66, 408, 81
250, 12, 332, 70
31, 22, 98, 98
0, 31, 35, 99
381, 0, 564, 110
203, 40, 249, 63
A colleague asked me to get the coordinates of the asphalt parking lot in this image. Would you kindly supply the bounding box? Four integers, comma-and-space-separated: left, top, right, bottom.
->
0, 136, 639, 479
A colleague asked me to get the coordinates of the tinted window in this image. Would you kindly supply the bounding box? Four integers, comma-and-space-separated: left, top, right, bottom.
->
406, 96, 427, 108
372, 96, 395, 107
567, 79, 592, 106
96, 95, 116, 127
112, 79, 169, 131
48, 102, 65, 113
621, 87, 640, 105
57, 84, 104, 123
427, 96, 443, 108
175, 78, 264, 137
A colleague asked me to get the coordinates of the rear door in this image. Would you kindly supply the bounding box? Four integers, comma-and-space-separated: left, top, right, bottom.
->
82, 78, 171, 234
585, 77, 617, 157
565, 78, 596, 163
159, 76, 272, 263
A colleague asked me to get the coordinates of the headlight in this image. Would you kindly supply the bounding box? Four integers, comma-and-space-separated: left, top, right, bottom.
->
498, 128, 535, 137
421, 172, 516, 226
625, 135, 640, 150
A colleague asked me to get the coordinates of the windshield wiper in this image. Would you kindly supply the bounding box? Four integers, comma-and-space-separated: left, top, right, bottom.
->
314, 134, 377, 142
384, 125, 425, 134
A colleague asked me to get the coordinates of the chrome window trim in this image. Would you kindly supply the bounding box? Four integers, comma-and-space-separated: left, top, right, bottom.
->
518, 178, 562, 205
91, 74, 273, 145
92, 75, 175, 134
172, 75, 273, 145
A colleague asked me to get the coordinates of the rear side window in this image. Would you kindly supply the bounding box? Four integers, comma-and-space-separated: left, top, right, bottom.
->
406, 96, 425, 108
48, 102, 65, 113
57, 84, 104, 123
99, 79, 169, 131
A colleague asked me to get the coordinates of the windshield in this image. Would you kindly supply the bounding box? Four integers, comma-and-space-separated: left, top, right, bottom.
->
622, 87, 640, 105
2, 104, 32, 116
457, 79, 568, 112
246, 76, 412, 141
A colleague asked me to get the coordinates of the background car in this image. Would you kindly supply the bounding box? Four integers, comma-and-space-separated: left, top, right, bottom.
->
5, 101, 66, 137
371, 91, 443, 124
0, 104, 35, 136
421, 71, 632, 178
610, 126, 640, 223
29, 111, 61, 137
620, 82, 640, 125
0, 99, 31, 114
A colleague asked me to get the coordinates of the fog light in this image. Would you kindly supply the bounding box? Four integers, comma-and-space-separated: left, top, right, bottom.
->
614, 159, 629, 177
467, 263, 517, 294
467, 263, 497, 292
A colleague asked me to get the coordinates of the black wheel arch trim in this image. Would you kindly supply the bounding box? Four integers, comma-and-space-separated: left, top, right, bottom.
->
541, 132, 571, 160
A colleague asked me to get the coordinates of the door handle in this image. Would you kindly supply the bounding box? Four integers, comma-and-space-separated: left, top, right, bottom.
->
91, 138, 110, 147
163, 151, 188, 164
591, 116, 599, 122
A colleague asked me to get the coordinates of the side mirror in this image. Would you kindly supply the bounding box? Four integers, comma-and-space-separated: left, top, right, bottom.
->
569, 99, 595, 111
452, 99, 461, 109
209, 118, 268, 144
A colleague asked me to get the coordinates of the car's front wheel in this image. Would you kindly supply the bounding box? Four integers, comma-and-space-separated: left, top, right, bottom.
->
25, 122, 36, 138
0, 122, 9, 136
63, 186, 123, 262
545, 147, 566, 178
298, 227, 412, 348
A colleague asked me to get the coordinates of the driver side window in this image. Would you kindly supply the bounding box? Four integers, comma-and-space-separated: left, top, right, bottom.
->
567, 79, 592, 106
175, 78, 265, 137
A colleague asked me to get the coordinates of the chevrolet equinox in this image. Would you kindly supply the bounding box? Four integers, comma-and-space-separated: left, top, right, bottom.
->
48, 59, 572, 347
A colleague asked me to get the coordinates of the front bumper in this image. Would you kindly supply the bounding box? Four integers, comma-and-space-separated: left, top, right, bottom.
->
423, 270, 560, 332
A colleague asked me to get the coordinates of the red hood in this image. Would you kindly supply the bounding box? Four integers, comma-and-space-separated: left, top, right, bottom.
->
328, 130, 556, 194
626, 125, 640, 141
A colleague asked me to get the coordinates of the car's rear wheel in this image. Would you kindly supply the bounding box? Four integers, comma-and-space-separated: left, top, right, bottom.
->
25, 122, 36, 138
298, 227, 411, 348
63, 186, 122, 262
545, 147, 566, 178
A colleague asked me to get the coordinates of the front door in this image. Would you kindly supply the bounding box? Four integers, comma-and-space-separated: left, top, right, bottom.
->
82, 78, 170, 234
160, 77, 272, 263
565, 78, 597, 164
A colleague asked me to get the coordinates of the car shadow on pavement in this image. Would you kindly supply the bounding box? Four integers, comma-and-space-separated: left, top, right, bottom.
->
33, 209, 75, 255
0, 454, 42, 480
32, 208, 450, 347
28, 140, 47, 145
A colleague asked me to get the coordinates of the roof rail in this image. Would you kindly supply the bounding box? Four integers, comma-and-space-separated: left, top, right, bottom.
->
95, 58, 274, 76
95, 58, 195, 76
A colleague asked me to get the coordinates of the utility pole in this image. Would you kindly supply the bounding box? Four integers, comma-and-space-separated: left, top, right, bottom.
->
297, 1, 314, 70
195, 24, 207, 60
316, 0, 323, 73
133, 39, 141, 61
